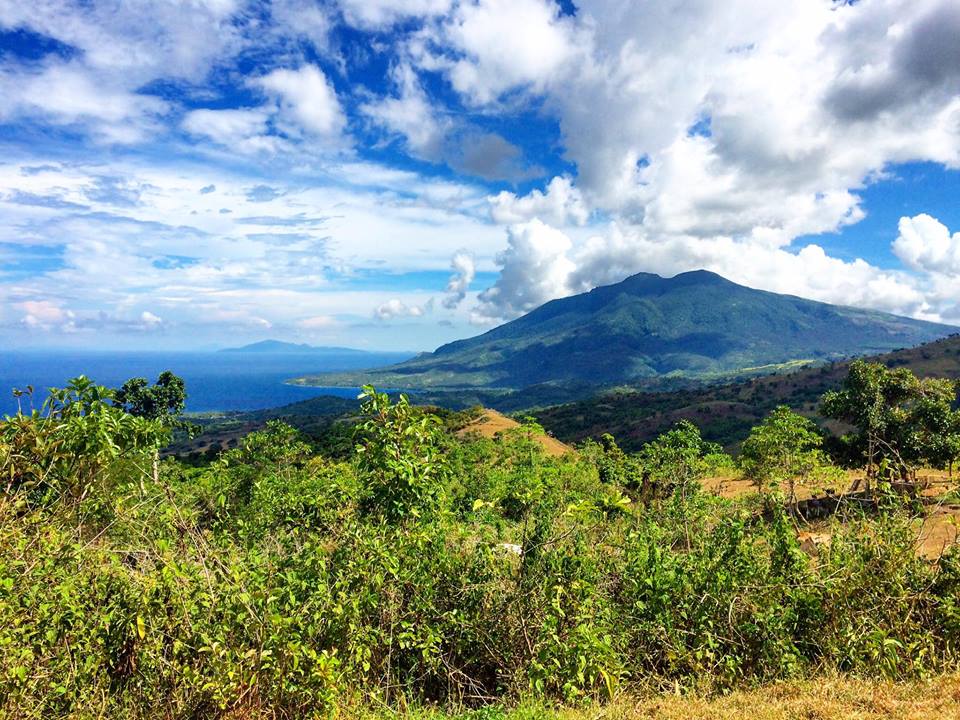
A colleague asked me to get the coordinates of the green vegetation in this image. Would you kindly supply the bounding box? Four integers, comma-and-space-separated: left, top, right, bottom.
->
822, 360, 960, 481
296, 270, 951, 391
533, 334, 960, 451
739, 406, 837, 503
3, 363, 960, 718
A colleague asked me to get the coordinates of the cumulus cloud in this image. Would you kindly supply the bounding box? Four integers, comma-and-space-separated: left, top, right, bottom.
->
423, 0, 580, 105
18, 300, 75, 331
338, 0, 452, 30
473, 220, 576, 323
139, 310, 163, 328
256, 65, 346, 141
825, 2, 960, 122
442, 251, 475, 309
489, 176, 589, 226
893, 214, 960, 276
374, 297, 434, 320
428, 1, 959, 230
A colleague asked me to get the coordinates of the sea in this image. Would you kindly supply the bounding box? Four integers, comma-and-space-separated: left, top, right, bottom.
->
0, 350, 412, 417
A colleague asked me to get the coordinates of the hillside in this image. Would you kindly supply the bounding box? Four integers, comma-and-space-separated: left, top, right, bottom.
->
295, 270, 953, 391
532, 333, 960, 451
456, 408, 574, 456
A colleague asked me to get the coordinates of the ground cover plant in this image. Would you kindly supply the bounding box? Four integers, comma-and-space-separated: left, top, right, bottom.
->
1, 367, 960, 719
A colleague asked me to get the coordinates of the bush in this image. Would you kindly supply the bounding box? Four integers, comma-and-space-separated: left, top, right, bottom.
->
2, 383, 960, 717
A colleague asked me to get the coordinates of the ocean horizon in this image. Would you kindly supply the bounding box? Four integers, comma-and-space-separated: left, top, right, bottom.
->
0, 349, 412, 417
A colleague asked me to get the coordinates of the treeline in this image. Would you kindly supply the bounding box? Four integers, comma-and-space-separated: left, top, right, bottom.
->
0, 364, 959, 718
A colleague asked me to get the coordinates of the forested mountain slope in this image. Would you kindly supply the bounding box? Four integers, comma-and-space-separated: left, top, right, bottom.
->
297, 270, 953, 390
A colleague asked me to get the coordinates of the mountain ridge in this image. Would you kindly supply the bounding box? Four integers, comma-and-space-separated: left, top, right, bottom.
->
295, 270, 955, 390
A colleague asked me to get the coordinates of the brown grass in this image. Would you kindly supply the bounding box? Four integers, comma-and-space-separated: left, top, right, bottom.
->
323, 674, 960, 719
457, 409, 575, 457
588, 674, 960, 720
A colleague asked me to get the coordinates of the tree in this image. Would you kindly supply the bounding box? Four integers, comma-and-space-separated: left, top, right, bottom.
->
820, 360, 960, 485
638, 420, 717, 503
114, 371, 186, 422
739, 406, 831, 506
113, 371, 188, 483
354, 386, 449, 522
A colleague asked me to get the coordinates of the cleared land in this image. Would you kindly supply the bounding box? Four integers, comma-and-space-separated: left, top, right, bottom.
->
456, 409, 575, 457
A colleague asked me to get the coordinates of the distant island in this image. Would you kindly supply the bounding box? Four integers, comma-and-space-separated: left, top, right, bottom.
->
220, 340, 405, 356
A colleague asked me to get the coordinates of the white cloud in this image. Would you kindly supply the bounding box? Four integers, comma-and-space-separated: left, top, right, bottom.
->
473, 220, 576, 323
296, 315, 339, 330
0, 61, 167, 143
442, 251, 476, 309
181, 108, 282, 154
893, 214, 960, 276
0, 0, 244, 82
139, 310, 163, 327
489, 176, 589, 226
256, 65, 346, 141
361, 63, 450, 161
427, 0, 580, 105
18, 300, 74, 331
338, 0, 452, 29
374, 297, 434, 320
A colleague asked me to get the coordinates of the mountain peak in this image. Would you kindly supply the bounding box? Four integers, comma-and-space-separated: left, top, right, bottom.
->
298, 270, 955, 391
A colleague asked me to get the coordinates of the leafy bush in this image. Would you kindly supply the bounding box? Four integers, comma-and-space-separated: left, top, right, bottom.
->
2, 381, 960, 718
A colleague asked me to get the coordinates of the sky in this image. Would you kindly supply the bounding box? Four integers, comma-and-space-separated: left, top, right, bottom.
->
0, 0, 959, 352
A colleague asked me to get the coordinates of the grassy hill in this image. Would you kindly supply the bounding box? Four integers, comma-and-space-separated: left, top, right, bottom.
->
532, 333, 960, 451
295, 270, 953, 391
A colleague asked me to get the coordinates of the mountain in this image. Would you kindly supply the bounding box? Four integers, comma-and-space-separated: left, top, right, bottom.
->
221, 340, 385, 355
296, 270, 955, 390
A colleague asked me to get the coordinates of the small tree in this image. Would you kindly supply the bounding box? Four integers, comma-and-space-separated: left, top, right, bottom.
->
354, 386, 449, 522
821, 360, 960, 486
638, 420, 716, 503
114, 371, 186, 422
739, 406, 830, 506
114, 371, 188, 483
593, 433, 639, 486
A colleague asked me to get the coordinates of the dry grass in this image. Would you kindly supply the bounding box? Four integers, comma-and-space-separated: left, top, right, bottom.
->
590, 675, 960, 720
335, 674, 960, 719
457, 409, 575, 457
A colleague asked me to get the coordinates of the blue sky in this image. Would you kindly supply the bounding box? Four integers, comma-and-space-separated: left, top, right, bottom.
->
1, 0, 959, 351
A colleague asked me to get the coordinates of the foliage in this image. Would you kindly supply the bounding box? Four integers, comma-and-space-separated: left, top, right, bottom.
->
739, 405, 835, 500
1, 376, 168, 502
821, 360, 960, 480
355, 386, 450, 522
637, 420, 718, 501
114, 371, 187, 423
2, 381, 960, 718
